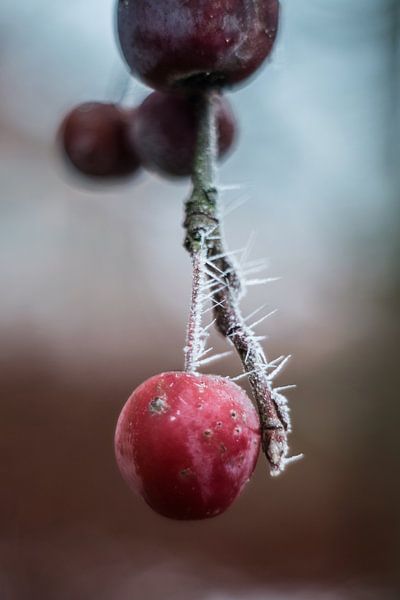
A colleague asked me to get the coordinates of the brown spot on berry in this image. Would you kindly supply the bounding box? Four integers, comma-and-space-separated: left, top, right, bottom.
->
203, 429, 213, 438
149, 397, 168, 414
180, 468, 192, 478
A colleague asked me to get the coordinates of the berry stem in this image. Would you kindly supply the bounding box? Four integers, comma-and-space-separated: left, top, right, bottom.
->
184, 245, 207, 373
184, 92, 291, 476
183, 93, 218, 373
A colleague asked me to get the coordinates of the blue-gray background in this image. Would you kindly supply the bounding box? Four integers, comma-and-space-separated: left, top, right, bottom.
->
0, 1, 399, 599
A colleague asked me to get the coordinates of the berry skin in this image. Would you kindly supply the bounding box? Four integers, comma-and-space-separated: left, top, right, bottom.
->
115, 372, 260, 520
59, 102, 140, 178
130, 92, 236, 177
117, 0, 280, 92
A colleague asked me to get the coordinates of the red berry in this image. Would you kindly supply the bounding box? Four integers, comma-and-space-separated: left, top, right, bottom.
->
117, 0, 280, 91
130, 92, 236, 177
59, 102, 140, 178
115, 371, 260, 520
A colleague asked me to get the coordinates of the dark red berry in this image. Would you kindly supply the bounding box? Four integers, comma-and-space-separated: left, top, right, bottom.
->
130, 92, 236, 177
59, 102, 140, 178
117, 0, 280, 92
115, 371, 260, 520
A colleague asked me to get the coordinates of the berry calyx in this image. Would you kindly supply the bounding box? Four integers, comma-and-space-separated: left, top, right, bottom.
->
59, 102, 140, 178
114, 371, 260, 520
117, 0, 280, 92
130, 92, 236, 177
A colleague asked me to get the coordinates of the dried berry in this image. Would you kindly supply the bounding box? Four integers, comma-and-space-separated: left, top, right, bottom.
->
117, 0, 280, 91
59, 102, 140, 178
131, 92, 236, 177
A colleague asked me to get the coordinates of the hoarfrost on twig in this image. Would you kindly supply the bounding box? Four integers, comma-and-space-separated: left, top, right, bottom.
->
183, 93, 301, 475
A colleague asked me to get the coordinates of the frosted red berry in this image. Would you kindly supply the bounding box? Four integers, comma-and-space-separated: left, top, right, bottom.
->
59, 102, 140, 178
117, 0, 280, 92
130, 92, 236, 177
115, 371, 260, 520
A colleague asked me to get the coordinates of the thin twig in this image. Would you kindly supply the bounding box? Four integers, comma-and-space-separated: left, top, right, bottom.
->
183, 245, 208, 372
184, 92, 294, 476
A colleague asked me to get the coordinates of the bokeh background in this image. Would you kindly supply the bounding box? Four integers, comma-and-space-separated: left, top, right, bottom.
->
1, 1, 399, 598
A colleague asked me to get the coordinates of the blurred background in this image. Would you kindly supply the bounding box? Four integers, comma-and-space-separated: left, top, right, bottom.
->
1, 1, 399, 598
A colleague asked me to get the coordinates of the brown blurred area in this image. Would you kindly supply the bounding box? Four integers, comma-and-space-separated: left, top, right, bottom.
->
1, 1, 400, 599
1, 326, 400, 599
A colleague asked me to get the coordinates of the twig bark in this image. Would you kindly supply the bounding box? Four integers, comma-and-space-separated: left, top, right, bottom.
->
184, 92, 292, 475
